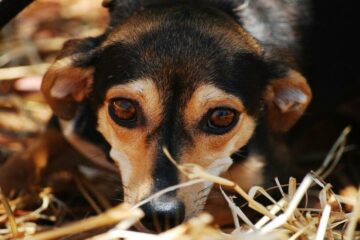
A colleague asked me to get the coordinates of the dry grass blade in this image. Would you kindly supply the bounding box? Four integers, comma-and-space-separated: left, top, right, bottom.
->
0, 63, 50, 81
260, 174, 313, 233
252, 198, 286, 230
132, 179, 205, 210
89, 230, 160, 240
75, 172, 112, 210
315, 204, 331, 240
220, 187, 255, 230
159, 213, 216, 239
344, 188, 360, 240
15, 188, 55, 224
315, 126, 351, 179
163, 147, 275, 220
288, 219, 317, 240
0, 188, 18, 237
74, 175, 103, 214
28, 204, 143, 240
89, 214, 217, 240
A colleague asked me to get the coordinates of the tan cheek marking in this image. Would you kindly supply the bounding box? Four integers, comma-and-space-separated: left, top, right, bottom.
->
178, 114, 256, 218
178, 84, 257, 217
182, 84, 254, 164
97, 79, 162, 204
177, 156, 234, 220
97, 106, 155, 204
181, 113, 255, 167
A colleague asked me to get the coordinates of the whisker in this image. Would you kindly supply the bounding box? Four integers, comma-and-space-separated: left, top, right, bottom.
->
175, 208, 180, 227
195, 198, 207, 207
197, 185, 212, 194
193, 194, 209, 204
209, 162, 232, 171
205, 194, 225, 200
132, 179, 204, 209
152, 211, 161, 233
232, 152, 247, 158
165, 213, 170, 231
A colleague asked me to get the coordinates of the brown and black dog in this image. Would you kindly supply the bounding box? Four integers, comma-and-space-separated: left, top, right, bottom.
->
2, 0, 313, 231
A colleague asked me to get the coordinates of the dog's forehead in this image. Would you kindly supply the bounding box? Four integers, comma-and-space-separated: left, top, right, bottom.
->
92, 4, 266, 110
103, 4, 261, 51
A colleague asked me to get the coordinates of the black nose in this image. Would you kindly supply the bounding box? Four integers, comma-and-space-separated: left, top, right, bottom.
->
140, 198, 185, 231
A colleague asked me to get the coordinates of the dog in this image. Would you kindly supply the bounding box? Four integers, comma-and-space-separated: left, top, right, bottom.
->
3, 0, 313, 231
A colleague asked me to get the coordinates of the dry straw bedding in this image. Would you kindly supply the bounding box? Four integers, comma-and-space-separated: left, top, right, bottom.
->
0, 127, 359, 240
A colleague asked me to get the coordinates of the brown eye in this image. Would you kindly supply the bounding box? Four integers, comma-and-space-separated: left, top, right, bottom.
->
109, 98, 138, 127
203, 108, 239, 134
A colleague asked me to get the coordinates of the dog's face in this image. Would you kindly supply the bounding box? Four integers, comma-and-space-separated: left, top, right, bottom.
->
41, 4, 311, 231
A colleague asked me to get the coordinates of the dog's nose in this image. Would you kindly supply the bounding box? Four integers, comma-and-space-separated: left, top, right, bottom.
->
140, 199, 185, 231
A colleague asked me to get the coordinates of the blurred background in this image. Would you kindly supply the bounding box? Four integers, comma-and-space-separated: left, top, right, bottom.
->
0, 0, 108, 163
0, 0, 359, 198
0, 0, 359, 193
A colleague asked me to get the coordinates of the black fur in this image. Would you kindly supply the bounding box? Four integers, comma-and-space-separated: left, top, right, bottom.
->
55, 0, 313, 229
64, 0, 311, 189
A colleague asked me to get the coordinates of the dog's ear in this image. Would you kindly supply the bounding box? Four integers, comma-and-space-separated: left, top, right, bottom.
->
263, 69, 312, 132
41, 38, 99, 120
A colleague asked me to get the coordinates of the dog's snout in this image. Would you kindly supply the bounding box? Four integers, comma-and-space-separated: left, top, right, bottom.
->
140, 198, 185, 231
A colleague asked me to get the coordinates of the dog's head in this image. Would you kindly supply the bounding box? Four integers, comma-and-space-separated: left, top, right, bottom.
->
42, 1, 311, 231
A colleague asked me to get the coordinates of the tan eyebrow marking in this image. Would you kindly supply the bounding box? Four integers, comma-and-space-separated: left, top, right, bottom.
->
183, 84, 245, 127
106, 78, 163, 127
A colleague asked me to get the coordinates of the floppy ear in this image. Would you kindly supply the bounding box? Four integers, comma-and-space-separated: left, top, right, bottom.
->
263, 69, 312, 132
41, 39, 97, 120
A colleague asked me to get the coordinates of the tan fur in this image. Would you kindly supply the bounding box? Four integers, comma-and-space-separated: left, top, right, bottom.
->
177, 84, 257, 218
264, 70, 312, 132
97, 78, 163, 203
97, 80, 258, 217
35, 3, 313, 228
106, 79, 163, 125
102, 11, 166, 46
41, 56, 93, 120
102, 7, 261, 55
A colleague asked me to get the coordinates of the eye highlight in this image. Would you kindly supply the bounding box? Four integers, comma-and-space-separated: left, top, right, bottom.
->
202, 107, 239, 134
109, 98, 138, 128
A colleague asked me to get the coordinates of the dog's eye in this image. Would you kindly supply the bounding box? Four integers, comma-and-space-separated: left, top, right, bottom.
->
203, 108, 239, 134
109, 98, 138, 127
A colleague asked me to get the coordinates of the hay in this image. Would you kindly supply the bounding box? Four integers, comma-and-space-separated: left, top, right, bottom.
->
1, 126, 359, 239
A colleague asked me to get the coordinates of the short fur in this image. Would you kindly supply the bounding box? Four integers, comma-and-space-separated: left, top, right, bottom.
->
41, 0, 313, 231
